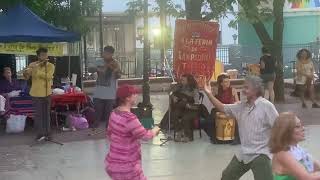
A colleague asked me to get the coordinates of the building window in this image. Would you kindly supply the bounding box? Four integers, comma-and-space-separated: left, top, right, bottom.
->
15, 55, 27, 72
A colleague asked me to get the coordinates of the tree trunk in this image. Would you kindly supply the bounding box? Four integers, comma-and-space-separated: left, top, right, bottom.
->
240, 0, 286, 102
272, 0, 285, 102
185, 0, 203, 20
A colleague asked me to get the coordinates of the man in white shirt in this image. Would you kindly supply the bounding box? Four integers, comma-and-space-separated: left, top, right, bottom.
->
204, 75, 279, 180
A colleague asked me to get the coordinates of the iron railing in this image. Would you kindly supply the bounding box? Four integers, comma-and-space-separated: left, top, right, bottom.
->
85, 41, 320, 79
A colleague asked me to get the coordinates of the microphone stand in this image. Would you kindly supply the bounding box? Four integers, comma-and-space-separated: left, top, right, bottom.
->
30, 60, 63, 147
159, 91, 174, 146
159, 56, 176, 146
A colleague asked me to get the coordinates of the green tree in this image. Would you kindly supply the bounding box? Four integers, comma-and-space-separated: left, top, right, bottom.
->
184, 0, 307, 102
0, 0, 101, 34
126, 0, 183, 75
126, 0, 183, 47
185, 0, 229, 20
220, 0, 306, 102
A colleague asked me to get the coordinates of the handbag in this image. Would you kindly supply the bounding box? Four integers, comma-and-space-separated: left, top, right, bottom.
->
69, 114, 89, 130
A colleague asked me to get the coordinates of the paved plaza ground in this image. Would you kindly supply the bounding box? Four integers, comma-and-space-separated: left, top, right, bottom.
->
0, 92, 320, 180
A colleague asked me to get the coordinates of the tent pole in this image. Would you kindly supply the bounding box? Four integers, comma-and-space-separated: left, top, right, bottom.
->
79, 41, 83, 90
68, 43, 71, 78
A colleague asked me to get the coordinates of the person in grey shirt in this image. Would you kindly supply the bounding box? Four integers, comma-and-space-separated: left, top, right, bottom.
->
203, 75, 279, 180
89, 46, 121, 128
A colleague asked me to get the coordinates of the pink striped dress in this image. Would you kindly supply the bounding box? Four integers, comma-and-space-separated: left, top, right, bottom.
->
105, 110, 155, 180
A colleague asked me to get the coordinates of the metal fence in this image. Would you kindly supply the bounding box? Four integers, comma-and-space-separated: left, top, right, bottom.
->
85, 41, 320, 79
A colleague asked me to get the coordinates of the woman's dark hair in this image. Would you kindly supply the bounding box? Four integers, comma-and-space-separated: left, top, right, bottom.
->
296, 49, 311, 60
181, 74, 198, 90
261, 46, 270, 54
217, 74, 230, 96
36, 47, 48, 56
104, 46, 115, 54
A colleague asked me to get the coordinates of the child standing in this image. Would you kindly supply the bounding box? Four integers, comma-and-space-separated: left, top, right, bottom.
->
105, 84, 160, 180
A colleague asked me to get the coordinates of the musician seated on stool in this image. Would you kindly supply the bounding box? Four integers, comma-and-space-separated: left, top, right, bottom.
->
202, 74, 240, 144
159, 74, 199, 142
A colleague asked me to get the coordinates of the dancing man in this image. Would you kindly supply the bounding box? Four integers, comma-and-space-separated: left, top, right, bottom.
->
24, 47, 55, 140
203, 75, 278, 180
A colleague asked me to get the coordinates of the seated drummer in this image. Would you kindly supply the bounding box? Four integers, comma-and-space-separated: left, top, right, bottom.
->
0, 67, 25, 95
160, 74, 199, 142
202, 74, 240, 144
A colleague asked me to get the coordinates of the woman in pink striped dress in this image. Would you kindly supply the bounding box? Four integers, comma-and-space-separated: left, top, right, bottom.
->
105, 84, 161, 180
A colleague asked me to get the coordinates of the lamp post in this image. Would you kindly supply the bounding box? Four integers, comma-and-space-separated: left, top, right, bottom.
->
142, 0, 151, 107
114, 26, 120, 52
159, 0, 167, 76
135, 0, 153, 128
99, 0, 103, 57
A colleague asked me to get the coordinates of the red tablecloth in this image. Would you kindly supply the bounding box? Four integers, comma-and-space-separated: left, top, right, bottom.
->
51, 93, 87, 107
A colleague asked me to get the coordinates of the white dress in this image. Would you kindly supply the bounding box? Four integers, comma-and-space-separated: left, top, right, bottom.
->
296, 61, 314, 85
289, 145, 314, 172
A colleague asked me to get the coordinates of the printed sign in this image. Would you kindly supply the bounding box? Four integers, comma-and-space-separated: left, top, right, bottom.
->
0, 42, 64, 56
173, 19, 219, 87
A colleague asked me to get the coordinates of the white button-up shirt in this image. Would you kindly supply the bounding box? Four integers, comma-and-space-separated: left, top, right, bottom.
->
224, 97, 279, 164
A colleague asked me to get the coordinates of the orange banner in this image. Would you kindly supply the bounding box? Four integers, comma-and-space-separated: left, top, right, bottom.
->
173, 19, 219, 87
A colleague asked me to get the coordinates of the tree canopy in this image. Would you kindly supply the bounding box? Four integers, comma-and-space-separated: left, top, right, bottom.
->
0, 0, 101, 34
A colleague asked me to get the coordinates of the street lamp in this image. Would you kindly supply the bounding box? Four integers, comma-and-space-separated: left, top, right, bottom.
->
114, 26, 120, 51
152, 28, 161, 37
135, 0, 154, 129
99, 0, 103, 57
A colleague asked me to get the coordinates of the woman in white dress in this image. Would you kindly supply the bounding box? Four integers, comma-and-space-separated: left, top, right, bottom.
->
295, 49, 319, 108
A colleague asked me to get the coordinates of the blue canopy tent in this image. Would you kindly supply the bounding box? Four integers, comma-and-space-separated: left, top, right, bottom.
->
0, 4, 82, 85
0, 4, 80, 43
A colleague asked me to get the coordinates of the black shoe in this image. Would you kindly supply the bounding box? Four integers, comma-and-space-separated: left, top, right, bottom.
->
312, 103, 320, 108
302, 103, 307, 108
45, 133, 53, 141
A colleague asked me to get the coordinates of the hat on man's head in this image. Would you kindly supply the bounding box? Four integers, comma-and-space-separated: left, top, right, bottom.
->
116, 84, 141, 99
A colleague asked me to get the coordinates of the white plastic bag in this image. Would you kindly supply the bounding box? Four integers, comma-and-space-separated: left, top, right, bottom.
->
52, 88, 65, 95
6, 114, 27, 133
7, 90, 21, 98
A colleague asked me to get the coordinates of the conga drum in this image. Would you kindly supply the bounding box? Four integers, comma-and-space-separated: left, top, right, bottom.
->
215, 112, 236, 141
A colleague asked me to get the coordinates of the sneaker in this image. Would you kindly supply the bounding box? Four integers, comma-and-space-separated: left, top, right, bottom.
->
302, 103, 307, 108
312, 103, 320, 108
35, 134, 45, 141
62, 127, 71, 131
